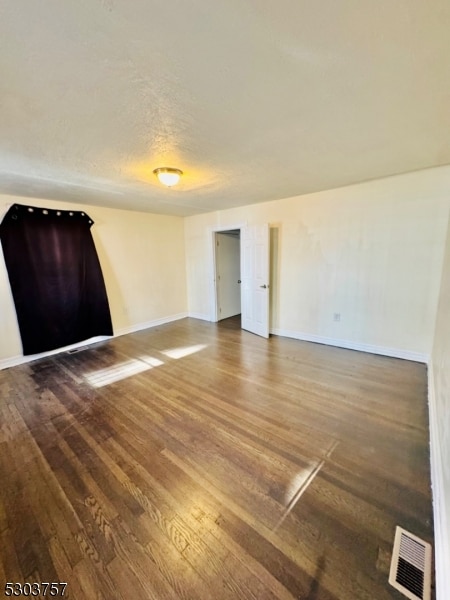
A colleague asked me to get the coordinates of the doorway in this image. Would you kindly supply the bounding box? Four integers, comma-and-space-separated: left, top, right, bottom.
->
210, 224, 270, 338
214, 230, 241, 321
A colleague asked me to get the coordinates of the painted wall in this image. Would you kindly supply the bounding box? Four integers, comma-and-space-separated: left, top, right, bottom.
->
185, 166, 450, 360
0, 194, 187, 364
429, 212, 450, 600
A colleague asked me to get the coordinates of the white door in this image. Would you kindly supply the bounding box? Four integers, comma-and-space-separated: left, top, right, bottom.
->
216, 232, 241, 320
241, 224, 270, 338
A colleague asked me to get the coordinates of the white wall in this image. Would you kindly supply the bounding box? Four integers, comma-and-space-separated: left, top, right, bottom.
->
0, 194, 188, 366
429, 212, 450, 600
185, 166, 450, 360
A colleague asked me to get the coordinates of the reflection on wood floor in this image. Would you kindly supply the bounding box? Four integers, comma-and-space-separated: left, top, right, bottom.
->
0, 316, 434, 599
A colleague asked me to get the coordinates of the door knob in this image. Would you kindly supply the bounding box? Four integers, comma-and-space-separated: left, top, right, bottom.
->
260, 284, 268, 288
238, 279, 241, 284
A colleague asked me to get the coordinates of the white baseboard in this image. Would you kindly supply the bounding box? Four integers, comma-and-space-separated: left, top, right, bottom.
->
270, 327, 428, 363
188, 312, 211, 322
0, 335, 112, 370
0, 312, 188, 371
1, 320, 428, 367
427, 363, 450, 600
114, 312, 187, 337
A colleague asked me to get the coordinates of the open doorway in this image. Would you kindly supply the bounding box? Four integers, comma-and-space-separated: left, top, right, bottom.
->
211, 224, 270, 337
214, 230, 241, 321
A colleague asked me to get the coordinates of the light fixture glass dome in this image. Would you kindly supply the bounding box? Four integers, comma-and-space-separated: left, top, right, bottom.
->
153, 167, 183, 187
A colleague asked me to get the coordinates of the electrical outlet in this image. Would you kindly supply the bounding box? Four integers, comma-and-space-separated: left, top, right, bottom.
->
333, 313, 341, 322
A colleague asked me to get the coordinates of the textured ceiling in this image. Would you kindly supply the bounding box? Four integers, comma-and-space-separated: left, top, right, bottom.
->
1, 0, 449, 216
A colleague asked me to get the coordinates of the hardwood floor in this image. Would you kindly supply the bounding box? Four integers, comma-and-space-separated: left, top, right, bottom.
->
0, 317, 434, 599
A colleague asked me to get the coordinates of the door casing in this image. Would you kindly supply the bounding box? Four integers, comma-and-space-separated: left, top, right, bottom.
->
209, 223, 270, 338
215, 231, 241, 320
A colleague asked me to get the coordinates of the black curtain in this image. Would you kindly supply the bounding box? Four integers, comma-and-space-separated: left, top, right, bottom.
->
0, 203, 113, 355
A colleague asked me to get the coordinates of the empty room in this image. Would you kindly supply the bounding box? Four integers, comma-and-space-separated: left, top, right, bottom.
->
0, 2, 449, 600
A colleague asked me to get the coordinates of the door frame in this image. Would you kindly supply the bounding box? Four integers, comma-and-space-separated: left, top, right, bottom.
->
208, 223, 245, 322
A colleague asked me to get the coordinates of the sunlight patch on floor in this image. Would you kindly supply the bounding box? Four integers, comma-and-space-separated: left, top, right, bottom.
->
274, 440, 340, 532
160, 344, 207, 359
138, 355, 165, 367
284, 467, 315, 506
84, 356, 163, 387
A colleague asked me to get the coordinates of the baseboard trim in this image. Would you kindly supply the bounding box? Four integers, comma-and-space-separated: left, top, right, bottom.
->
0, 312, 188, 371
270, 328, 428, 363
427, 363, 450, 600
0, 335, 112, 370
187, 312, 211, 322
114, 312, 188, 337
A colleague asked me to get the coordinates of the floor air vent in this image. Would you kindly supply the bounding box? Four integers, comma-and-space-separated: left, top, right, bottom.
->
388, 526, 432, 600
67, 347, 88, 354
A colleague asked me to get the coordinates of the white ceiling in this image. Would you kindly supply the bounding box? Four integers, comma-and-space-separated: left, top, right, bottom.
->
1, 1, 449, 216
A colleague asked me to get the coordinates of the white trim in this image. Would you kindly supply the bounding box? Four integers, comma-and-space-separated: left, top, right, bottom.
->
270, 327, 428, 363
427, 362, 450, 600
0, 335, 111, 370
0, 312, 188, 371
188, 312, 211, 321
208, 223, 246, 323
114, 312, 187, 337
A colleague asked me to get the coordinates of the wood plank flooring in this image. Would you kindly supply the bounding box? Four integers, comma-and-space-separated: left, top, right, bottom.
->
0, 316, 434, 599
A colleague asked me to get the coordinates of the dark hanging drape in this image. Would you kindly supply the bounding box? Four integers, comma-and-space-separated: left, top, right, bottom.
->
0, 203, 113, 355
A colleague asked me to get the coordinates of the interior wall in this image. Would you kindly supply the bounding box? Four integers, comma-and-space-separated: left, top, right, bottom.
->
185, 166, 450, 359
0, 194, 187, 363
429, 212, 450, 600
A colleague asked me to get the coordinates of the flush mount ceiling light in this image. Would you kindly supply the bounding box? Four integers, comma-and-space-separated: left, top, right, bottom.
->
153, 167, 183, 187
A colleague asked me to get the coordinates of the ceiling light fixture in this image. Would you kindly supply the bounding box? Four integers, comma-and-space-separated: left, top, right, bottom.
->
153, 167, 183, 187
